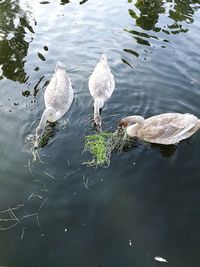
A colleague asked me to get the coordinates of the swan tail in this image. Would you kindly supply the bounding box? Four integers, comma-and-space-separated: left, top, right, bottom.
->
101, 54, 107, 61
56, 61, 65, 70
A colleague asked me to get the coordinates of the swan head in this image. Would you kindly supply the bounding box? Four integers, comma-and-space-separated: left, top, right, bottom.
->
34, 126, 45, 149
118, 117, 132, 130
56, 61, 65, 70
94, 115, 102, 131
117, 116, 145, 136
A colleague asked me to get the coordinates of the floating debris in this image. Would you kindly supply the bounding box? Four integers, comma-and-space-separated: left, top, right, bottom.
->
36, 198, 48, 228
154, 256, 168, 263
43, 171, 56, 180
20, 226, 26, 240
82, 175, 89, 190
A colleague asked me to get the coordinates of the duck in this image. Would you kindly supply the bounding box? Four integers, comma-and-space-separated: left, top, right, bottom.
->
89, 54, 115, 131
118, 113, 200, 145
34, 62, 74, 148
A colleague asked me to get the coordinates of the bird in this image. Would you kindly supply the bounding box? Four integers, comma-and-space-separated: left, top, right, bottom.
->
34, 62, 74, 148
89, 54, 115, 131
118, 113, 200, 145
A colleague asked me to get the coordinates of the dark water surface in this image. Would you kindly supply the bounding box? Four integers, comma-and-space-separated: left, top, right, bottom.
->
0, 0, 200, 266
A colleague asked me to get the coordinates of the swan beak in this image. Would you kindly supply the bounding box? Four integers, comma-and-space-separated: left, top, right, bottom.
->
117, 126, 123, 134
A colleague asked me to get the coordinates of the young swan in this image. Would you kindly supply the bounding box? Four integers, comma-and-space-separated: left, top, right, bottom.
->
118, 113, 200, 145
89, 54, 115, 131
34, 62, 74, 148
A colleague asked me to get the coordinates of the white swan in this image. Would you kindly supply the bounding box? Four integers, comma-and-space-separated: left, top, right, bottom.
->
118, 113, 200, 145
89, 54, 115, 130
34, 62, 74, 148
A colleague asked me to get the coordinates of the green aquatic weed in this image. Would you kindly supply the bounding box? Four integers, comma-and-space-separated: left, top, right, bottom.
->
84, 132, 113, 166
83, 131, 128, 167
83, 131, 138, 166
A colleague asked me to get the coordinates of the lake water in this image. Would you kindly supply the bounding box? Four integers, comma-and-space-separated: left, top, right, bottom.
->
0, 0, 200, 266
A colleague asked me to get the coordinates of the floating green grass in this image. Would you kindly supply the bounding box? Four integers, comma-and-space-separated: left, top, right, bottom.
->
83, 131, 129, 167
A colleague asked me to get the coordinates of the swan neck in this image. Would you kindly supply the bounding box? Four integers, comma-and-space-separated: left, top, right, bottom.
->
94, 99, 104, 116
128, 116, 145, 126
34, 107, 54, 148
126, 116, 144, 137
38, 107, 53, 129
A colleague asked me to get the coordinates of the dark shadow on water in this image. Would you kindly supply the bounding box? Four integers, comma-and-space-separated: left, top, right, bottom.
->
118, 136, 177, 157
151, 143, 177, 157
119, 136, 199, 158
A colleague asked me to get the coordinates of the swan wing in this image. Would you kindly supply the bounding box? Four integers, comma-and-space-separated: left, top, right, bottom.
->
140, 123, 196, 142
44, 68, 74, 120
89, 61, 115, 101
169, 123, 196, 139
44, 69, 71, 106
138, 113, 199, 144
89, 75, 114, 98
140, 124, 178, 140
145, 113, 198, 127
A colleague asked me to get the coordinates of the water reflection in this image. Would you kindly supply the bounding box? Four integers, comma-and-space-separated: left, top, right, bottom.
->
79, 0, 88, 5
124, 0, 200, 64
167, 0, 199, 34
0, 0, 199, 266
128, 0, 199, 32
134, 0, 165, 31
169, 0, 195, 24
61, 0, 88, 5
60, 0, 70, 5
0, 0, 34, 83
40, 1, 50, 4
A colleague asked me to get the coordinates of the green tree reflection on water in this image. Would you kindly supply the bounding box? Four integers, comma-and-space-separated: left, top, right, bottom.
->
124, 0, 200, 65
128, 0, 200, 33
133, 0, 165, 31
0, 0, 34, 83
